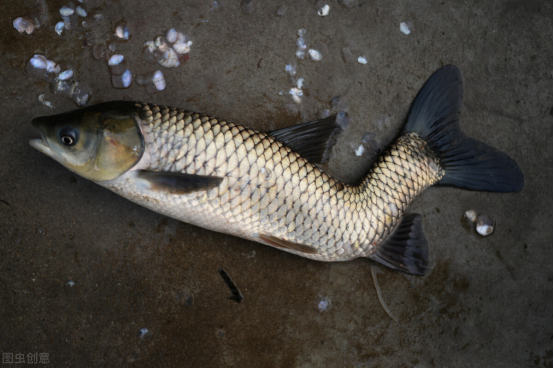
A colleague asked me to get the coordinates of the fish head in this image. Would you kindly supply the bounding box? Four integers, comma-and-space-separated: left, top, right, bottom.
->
30, 101, 144, 181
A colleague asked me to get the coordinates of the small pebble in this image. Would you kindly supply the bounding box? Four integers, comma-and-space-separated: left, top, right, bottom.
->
137, 328, 153, 341
276, 4, 287, 16
241, 0, 253, 15
338, 0, 357, 8
464, 210, 477, 223
155, 47, 180, 68
92, 44, 107, 60
317, 109, 332, 119
111, 70, 132, 89
210, 0, 227, 11
357, 56, 368, 64
149, 70, 166, 94
341, 47, 353, 63
476, 214, 495, 236
71, 82, 91, 107
173, 41, 192, 54
318, 297, 331, 312
330, 95, 349, 112
336, 111, 350, 129
50, 78, 74, 97
175, 290, 194, 307
82, 13, 103, 28
38, 94, 53, 107
317, 4, 330, 16
13, 17, 36, 34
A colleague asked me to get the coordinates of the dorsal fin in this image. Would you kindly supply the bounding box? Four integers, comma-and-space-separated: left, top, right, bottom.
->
269, 113, 349, 164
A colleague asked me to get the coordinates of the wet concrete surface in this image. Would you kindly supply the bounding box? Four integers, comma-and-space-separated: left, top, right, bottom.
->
0, 0, 552, 366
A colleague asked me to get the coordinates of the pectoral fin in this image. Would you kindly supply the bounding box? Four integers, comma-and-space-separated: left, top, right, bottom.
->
260, 234, 319, 254
136, 170, 223, 194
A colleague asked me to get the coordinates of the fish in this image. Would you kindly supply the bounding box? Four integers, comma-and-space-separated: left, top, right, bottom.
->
29, 66, 524, 276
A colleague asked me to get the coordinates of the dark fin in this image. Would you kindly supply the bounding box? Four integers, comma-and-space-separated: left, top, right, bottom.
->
137, 170, 223, 194
260, 234, 319, 254
269, 113, 348, 163
404, 65, 524, 192
367, 214, 429, 276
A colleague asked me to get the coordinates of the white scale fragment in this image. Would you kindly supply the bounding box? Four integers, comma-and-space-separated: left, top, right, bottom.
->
318, 297, 331, 312
55, 21, 64, 35
355, 144, 364, 156
58, 69, 73, 81
296, 78, 304, 89
317, 4, 330, 16
152, 70, 166, 91
308, 49, 322, 61
173, 40, 193, 54
166, 28, 177, 43
115, 24, 130, 40
137, 328, 153, 341
38, 94, 53, 108
276, 4, 287, 16
59, 6, 74, 17
71, 82, 91, 107
108, 54, 128, 75
285, 63, 296, 76
399, 21, 413, 35
289, 87, 303, 104
46, 60, 60, 74
358, 56, 368, 64
13, 17, 36, 34
75, 6, 87, 17
112, 70, 132, 89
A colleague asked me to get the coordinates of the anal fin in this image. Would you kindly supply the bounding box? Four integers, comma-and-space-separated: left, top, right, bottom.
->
367, 214, 429, 276
136, 170, 223, 194
260, 234, 319, 254
269, 113, 349, 164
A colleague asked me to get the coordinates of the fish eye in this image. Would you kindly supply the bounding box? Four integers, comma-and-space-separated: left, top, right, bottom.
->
59, 127, 78, 147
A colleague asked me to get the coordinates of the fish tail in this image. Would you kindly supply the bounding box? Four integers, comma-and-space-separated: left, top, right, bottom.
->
404, 65, 524, 192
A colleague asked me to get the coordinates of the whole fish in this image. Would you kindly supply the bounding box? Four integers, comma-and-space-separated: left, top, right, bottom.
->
30, 66, 523, 275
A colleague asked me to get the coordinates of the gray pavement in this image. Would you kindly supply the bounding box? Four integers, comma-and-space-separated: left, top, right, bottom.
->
0, 0, 551, 366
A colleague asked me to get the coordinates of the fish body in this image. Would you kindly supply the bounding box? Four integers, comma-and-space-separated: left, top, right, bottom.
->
30, 66, 524, 275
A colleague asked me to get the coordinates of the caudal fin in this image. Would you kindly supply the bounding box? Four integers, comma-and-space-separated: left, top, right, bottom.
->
404, 65, 524, 192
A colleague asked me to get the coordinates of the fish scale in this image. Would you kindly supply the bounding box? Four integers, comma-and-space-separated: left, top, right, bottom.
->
99, 102, 444, 262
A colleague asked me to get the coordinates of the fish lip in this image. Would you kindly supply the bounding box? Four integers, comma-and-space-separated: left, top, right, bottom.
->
29, 138, 52, 157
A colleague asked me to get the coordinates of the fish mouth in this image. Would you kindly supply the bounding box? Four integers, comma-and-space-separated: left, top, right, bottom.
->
30, 117, 53, 157
29, 137, 52, 157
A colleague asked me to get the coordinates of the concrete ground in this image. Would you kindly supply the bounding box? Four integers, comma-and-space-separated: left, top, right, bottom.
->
0, 0, 551, 366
